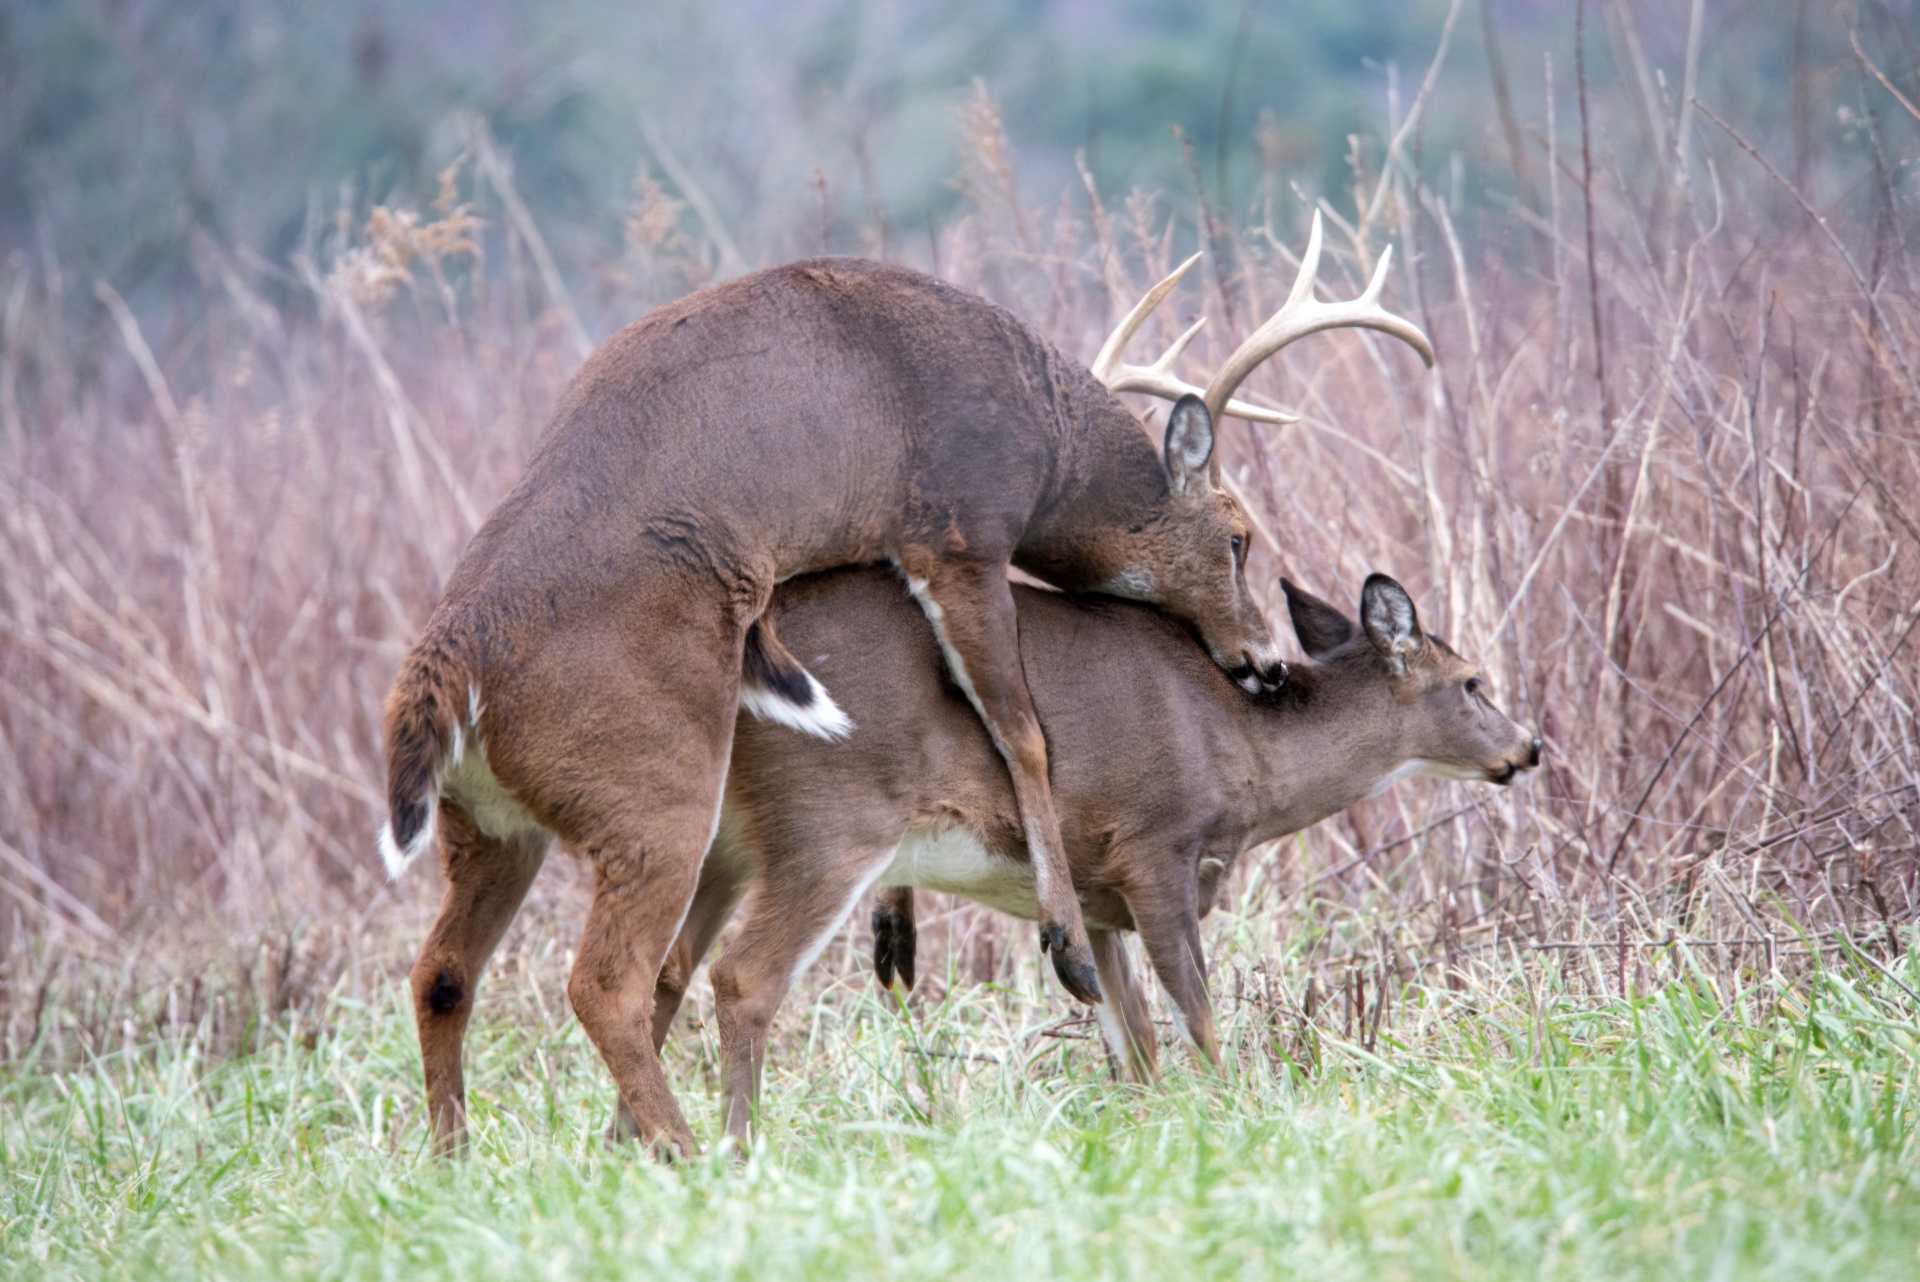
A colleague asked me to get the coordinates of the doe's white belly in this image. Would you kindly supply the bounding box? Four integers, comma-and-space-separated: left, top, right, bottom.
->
876, 823, 1037, 920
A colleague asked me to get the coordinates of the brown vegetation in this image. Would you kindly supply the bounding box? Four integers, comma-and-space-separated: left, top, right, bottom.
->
2, 63, 1916, 1077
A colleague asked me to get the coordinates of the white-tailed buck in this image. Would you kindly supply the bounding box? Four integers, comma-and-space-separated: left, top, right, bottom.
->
663, 567, 1539, 1138
383, 220, 1431, 1152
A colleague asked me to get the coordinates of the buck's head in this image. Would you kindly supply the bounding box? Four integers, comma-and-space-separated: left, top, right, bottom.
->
1082, 214, 1436, 697
1092, 394, 1287, 692
1283, 574, 1542, 786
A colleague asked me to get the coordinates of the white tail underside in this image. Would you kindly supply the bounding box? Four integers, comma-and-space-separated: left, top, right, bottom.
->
738, 669, 854, 741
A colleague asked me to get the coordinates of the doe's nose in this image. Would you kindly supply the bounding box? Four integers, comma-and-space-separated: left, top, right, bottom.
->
1259, 659, 1290, 691
1526, 738, 1543, 768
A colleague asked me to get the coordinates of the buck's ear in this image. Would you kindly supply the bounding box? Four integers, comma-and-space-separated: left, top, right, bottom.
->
1360, 574, 1424, 675
1162, 395, 1215, 496
1282, 578, 1356, 660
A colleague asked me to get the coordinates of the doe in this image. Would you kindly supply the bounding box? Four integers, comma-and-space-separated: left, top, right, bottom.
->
657, 566, 1540, 1138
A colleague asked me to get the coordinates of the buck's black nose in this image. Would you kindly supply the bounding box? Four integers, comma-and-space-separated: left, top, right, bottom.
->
1526, 738, 1543, 768
1259, 659, 1290, 691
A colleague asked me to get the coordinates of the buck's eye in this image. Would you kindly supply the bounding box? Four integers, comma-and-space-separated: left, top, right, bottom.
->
1230, 534, 1244, 559
1465, 677, 1483, 697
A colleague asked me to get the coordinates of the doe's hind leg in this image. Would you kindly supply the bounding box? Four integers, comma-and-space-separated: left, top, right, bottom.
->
710, 847, 893, 1147
410, 801, 549, 1155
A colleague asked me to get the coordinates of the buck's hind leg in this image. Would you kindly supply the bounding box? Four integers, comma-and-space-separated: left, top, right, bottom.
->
491, 593, 752, 1159
871, 885, 917, 992
1090, 929, 1159, 1084
410, 801, 549, 1155
895, 550, 1101, 1005
606, 847, 753, 1142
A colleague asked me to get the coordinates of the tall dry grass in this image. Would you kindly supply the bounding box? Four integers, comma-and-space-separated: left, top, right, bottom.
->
1, 61, 1916, 1073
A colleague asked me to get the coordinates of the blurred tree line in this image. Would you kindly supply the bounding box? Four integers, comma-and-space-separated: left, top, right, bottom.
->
1, 0, 1908, 329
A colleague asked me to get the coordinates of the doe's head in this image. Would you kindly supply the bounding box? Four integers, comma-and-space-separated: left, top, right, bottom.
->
1283, 573, 1542, 786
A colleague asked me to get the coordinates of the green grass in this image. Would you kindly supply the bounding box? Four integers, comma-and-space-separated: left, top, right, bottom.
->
5, 949, 1920, 1280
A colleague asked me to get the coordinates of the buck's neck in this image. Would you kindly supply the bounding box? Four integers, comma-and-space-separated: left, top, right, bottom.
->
1012, 393, 1169, 587
1233, 664, 1417, 844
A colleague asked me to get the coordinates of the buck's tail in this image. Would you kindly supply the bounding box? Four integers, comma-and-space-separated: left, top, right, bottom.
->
377, 637, 476, 879
738, 616, 852, 741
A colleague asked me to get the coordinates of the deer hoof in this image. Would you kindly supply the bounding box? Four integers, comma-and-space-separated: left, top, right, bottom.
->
1041, 923, 1104, 1005
871, 905, 917, 992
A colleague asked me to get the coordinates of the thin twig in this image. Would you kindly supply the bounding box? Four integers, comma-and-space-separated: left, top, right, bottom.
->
1851, 31, 1920, 125
1575, 0, 1611, 432
1691, 96, 1919, 403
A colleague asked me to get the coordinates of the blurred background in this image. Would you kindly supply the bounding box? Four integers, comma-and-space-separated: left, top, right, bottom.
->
1, 1, 1878, 328
2, 1, 1918, 1061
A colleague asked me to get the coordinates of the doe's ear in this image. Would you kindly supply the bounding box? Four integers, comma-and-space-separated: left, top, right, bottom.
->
1360, 573, 1425, 675
1162, 394, 1215, 496
1281, 578, 1355, 660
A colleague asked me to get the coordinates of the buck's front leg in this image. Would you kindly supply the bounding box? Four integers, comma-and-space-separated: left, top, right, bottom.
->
897, 551, 1101, 1005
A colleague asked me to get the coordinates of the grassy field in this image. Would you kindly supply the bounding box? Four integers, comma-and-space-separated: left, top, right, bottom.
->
6, 913, 1920, 1280
5, 8, 1919, 1279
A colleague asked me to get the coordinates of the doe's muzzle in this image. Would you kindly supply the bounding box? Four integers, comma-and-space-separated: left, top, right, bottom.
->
1491, 738, 1545, 786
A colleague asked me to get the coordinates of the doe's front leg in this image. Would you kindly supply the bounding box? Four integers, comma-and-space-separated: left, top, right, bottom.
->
1089, 929, 1159, 1083
1134, 893, 1223, 1071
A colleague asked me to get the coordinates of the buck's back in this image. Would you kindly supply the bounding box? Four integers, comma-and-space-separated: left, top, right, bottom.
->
441, 259, 1089, 611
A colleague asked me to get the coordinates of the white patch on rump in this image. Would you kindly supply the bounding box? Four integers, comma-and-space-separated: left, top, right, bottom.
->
441, 745, 544, 839
878, 823, 1036, 920
377, 686, 544, 881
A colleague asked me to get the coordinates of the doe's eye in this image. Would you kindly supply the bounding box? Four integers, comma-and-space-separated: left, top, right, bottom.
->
1465, 677, 1483, 697
1230, 535, 1244, 557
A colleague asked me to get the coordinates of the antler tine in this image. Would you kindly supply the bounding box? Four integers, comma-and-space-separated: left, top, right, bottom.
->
1093, 253, 1299, 426
1090, 252, 1203, 384
1199, 211, 1435, 437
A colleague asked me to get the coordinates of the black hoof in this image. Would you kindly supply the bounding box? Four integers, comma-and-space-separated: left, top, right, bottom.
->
872, 905, 917, 992
1040, 922, 1103, 1005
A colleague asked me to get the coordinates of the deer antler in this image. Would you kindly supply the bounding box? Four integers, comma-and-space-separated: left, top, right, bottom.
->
1200, 211, 1434, 435
1091, 253, 1298, 425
